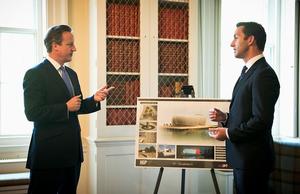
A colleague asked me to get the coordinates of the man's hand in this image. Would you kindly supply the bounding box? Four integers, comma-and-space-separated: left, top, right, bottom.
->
93, 85, 115, 102
66, 95, 82, 112
209, 108, 227, 122
208, 127, 227, 141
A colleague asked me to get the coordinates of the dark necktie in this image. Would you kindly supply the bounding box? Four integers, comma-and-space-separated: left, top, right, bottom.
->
232, 65, 248, 98
239, 66, 248, 80
60, 66, 74, 96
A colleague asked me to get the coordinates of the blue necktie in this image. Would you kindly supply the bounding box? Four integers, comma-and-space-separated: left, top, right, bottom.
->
60, 66, 74, 96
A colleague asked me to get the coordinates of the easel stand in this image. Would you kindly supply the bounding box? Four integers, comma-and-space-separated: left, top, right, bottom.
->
153, 87, 221, 193
153, 168, 220, 194
154, 167, 164, 194
210, 168, 221, 194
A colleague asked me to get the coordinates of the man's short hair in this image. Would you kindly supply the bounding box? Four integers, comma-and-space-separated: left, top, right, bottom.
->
44, 25, 72, 53
236, 22, 266, 51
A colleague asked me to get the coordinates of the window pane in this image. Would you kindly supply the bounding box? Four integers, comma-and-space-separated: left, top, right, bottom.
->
220, 0, 268, 98
220, 0, 285, 136
0, 0, 35, 28
0, 33, 35, 135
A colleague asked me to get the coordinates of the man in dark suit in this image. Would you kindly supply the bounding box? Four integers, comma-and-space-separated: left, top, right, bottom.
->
23, 25, 111, 194
208, 22, 280, 194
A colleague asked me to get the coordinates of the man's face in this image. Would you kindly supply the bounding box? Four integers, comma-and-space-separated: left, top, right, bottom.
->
53, 32, 76, 64
230, 26, 250, 59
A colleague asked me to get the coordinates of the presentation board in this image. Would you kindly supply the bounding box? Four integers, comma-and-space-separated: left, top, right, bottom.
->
135, 98, 231, 169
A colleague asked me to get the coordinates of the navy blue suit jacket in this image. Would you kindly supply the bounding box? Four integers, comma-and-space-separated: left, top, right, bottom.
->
225, 57, 280, 171
23, 59, 100, 169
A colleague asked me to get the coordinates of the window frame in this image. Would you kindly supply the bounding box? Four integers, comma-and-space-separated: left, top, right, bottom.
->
0, 0, 70, 173
0, 0, 44, 158
297, 0, 300, 137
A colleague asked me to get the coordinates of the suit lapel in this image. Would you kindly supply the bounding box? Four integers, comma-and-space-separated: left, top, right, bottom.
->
232, 71, 251, 98
43, 59, 73, 98
230, 58, 266, 109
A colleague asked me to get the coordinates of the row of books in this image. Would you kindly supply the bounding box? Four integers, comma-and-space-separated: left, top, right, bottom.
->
159, 7, 189, 39
158, 79, 188, 97
159, 42, 188, 73
159, 63, 188, 74
159, 85, 174, 97
107, 2, 140, 37
107, 108, 137, 125
107, 39, 140, 72
106, 2, 188, 39
106, 79, 140, 105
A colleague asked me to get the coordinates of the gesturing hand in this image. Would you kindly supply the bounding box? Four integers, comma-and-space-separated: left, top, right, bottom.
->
66, 95, 82, 112
208, 108, 227, 122
93, 85, 115, 102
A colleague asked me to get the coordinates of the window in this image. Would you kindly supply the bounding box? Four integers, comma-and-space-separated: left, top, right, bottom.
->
220, 0, 269, 98
220, 0, 297, 137
0, 0, 44, 136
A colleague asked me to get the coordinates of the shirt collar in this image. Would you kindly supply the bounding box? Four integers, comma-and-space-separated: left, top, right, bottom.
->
245, 54, 264, 70
46, 55, 63, 70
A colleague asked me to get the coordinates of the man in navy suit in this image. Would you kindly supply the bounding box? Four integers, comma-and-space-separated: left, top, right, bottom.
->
23, 25, 111, 194
208, 22, 280, 194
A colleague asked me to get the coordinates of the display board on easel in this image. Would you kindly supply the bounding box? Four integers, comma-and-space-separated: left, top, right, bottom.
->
135, 97, 231, 169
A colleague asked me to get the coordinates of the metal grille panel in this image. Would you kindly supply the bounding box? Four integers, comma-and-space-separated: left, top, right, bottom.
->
159, 42, 188, 74
106, 0, 140, 126
158, 0, 189, 39
158, 76, 188, 97
107, 39, 140, 73
107, 108, 136, 125
106, 74, 140, 106
158, 0, 189, 97
105, 0, 189, 125
106, 0, 140, 37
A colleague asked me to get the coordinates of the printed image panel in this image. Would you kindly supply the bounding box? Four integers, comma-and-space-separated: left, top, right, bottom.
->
158, 144, 176, 158
135, 98, 230, 169
138, 144, 157, 158
139, 132, 157, 143
139, 121, 157, 131
177, 145, 214, 160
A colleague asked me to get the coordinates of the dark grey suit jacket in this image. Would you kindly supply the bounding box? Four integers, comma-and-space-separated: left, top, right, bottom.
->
23, 59, 100, 169
226, 57, 280, 171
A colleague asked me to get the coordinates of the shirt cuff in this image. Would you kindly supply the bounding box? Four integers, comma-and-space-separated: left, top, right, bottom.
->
225, 128, 230, 139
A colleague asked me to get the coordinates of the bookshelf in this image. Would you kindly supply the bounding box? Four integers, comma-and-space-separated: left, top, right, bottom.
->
88, 1, 203, 193
158, 0, 189, 97
106, 0, 140, 126
105, 0, 190, 126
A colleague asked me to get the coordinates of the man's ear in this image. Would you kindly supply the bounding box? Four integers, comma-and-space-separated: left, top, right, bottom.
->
52, 42, 59, 52
247, 35, 255, 46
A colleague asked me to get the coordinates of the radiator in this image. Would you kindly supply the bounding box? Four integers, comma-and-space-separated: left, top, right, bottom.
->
0, 185, 28, 194
0, 172, 29, 194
